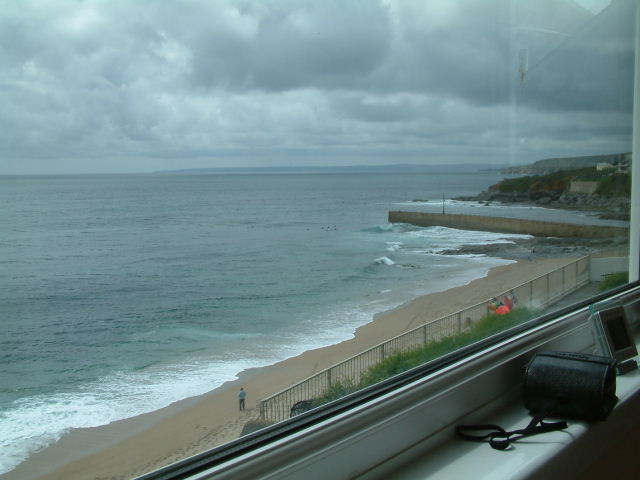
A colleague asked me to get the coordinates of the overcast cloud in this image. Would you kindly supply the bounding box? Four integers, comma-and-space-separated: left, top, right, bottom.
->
0, 0, 634, 174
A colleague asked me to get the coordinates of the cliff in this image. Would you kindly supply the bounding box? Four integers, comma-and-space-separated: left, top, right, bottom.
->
459, 165, 631, 220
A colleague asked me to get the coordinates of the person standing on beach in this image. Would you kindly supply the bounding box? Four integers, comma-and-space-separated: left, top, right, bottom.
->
239, 387, 246, 411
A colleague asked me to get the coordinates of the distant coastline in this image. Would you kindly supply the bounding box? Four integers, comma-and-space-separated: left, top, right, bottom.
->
499, 152, 631, 175
152, 163, 509, 175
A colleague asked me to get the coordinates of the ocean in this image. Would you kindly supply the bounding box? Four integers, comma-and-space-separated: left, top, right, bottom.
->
0, 172, 623, 473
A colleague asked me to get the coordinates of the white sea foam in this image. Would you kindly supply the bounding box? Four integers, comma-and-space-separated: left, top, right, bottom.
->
373, 256, 395, 266
406, 226, 531, 253
0, 356, 281, 475
396, 199, 479, 207
3, 302, 387, 476
386, 241, 402, 252
362, 224, 397, 233
285, 309, 371, 354
396, 199, 545, 210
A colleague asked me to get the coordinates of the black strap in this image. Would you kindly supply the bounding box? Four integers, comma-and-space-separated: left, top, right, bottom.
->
456, 414, 568, 450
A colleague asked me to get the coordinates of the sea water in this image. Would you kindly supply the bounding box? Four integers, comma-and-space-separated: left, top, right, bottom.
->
0, 172, 622, 473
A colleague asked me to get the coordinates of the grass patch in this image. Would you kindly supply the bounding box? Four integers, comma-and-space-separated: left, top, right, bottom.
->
599, 271, 629, 291
309, 380, 359, 408
309, 307, 536, 409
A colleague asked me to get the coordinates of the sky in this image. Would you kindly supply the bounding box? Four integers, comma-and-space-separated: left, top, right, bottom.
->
0, 0, 634, 174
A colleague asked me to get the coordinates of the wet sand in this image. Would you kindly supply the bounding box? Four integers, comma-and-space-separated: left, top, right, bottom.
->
2, 257, 575, 480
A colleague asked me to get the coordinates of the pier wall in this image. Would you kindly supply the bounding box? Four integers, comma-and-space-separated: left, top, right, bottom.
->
388, 211, 628, 238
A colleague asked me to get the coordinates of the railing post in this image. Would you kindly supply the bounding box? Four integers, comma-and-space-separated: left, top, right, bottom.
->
576, 260, 580, 288
529, 281, 533, 307
423, 324, 427, 344
546, 273, 550, 306
381, 344, 385, 361
327, 368, 332, 388
457, 311, 462, 332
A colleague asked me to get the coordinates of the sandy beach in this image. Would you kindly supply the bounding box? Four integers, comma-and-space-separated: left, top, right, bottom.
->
3, 256, 577, 480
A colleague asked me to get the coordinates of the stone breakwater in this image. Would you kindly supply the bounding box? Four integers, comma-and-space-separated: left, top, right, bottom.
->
388, 211, 629, 238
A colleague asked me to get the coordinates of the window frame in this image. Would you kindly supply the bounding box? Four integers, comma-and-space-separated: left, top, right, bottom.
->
136, 281, 640, 480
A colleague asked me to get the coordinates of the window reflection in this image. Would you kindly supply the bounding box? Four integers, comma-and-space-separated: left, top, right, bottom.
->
0, 1, 635, 479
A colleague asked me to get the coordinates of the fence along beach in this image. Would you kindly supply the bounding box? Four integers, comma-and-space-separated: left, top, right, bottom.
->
3, 256, 580, 480
259, 256, 589, 422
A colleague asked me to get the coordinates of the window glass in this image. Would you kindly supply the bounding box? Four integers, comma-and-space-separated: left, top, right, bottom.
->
0, 1, 635, 478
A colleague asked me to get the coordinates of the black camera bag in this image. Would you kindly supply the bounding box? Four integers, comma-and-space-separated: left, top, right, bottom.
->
457, 351, 618, 450
523, 351, 617, 421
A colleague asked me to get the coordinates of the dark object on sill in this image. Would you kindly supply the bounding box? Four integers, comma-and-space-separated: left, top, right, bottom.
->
456, 415, 567, 451
290, 400, 315, 417
616, 358, 637, 375
523, 351, 617, 421
457, 351, 617, 450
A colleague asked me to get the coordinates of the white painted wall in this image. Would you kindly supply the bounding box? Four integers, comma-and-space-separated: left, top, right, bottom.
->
590, 256, 630, 281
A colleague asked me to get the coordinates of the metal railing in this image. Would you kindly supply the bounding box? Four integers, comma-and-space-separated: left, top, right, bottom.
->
259, 256, 590, 422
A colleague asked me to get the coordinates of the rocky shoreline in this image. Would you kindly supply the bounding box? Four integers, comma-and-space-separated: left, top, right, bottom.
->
456, 183, 630, 221
440, 235, 628, 261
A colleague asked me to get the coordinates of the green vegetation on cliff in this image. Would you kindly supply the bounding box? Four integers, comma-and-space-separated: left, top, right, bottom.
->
491, 167, 630, 198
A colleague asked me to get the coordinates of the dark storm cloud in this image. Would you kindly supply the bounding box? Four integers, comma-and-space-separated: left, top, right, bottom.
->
178, 0, 392, 91
0, 0, 633, 174
372, 0, 516, 104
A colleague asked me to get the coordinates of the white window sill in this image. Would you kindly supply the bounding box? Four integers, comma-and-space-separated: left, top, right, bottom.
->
390, 363, 640, 480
